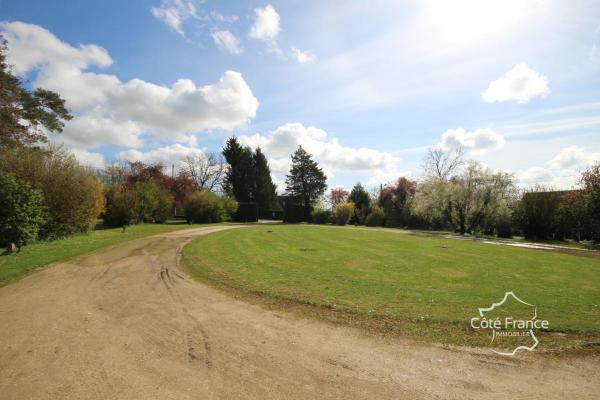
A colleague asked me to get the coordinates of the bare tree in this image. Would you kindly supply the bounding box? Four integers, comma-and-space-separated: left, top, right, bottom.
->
97, 160, 129, 185
422, 146, 465, 180
182, 153, 226, 192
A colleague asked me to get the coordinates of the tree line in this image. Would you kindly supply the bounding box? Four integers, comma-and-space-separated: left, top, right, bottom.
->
1, 35, 598, 253
311, 148, 600, 243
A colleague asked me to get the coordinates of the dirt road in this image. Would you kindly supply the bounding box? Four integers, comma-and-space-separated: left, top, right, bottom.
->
0, 226, 597, 399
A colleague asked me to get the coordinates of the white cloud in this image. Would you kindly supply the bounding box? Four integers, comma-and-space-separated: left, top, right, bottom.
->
70, 148, 106, 169
108, 71, 258, 139
291, 47, 316, 64
482, 63, 550, 104
116, 144, 206, 168
60, 116, 143, 149
548, 146, 600, 169
151, 0, 199, 36
516, 146, 600, 188
1, 21, 259, 150
248, 5, 281, 42
368, 168, 412, 185
237, 123, 398, 183
516, 166, 556, 187
438, 128, 505, 152
211, 30, 242, 54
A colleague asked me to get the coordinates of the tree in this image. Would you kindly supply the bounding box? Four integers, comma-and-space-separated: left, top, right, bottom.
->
0, 171, 46, 252
0, 38, 72, 147
581, 163, 600, 242
222, 137, 254, 202
103, 186, 138, 227
134, 180, 173, 223
516, 187, 563, 240
182, 152, 226, 192
0, 146, 104, 237
349, 183, 371, 224
328, 187, 349, 209
253, 147, 279, 212
422, 147, 464, 180
447, 162, 516, 235
285, 146, 327, 220
379, 177, 417, 227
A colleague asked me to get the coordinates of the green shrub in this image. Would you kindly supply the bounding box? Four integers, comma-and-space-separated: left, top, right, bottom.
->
223, 197, 239, 220
334, 202, 355, 225
0, 146, 104, 238
365, 205, 385, 227
103, 186, 138, 227
103, 181, 173, 226
311, 206, 331, 224
135, 181, 173, 223
0, 171, 46, 250
184, 191, 231, 223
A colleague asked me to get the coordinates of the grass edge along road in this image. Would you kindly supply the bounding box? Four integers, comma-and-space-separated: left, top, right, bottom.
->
0, 221, 229, 287
182, 224, 600, 351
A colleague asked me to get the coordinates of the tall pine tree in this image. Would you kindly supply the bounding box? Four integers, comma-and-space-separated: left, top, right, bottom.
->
0, 39, 72, 147
285, 146, 327, 219
222, 137, 254, 202
253, 147, 278, 212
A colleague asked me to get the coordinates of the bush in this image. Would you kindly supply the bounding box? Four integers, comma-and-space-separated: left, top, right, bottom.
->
0, 146, 104, 238
235, 202, 258, 222
103, 181, 173, 226
311, 206, 331, 224
516, 190, 562, 240
103, 186, 138, 227
184, 191, 232, 223
135, 181, 173, 223
0, 171, 46, 250
334, 202, 355, 225
223, 197, 239, 221
365, 205, 385, 227
283, 200, 306, 223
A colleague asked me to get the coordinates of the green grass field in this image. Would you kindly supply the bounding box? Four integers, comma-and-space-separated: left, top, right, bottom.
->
0, 220, 219, 287
183, 225, 600, 349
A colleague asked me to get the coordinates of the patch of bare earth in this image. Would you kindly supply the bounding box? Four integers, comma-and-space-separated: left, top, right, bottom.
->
0, 226, 598, 399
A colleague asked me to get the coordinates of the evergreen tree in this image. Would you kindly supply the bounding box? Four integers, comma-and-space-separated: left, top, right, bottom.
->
0, 39, 72, 147
222, 137, 254, 202
285, 146, 327, 219
349, 182, 371, 224
253, 147, 278, 212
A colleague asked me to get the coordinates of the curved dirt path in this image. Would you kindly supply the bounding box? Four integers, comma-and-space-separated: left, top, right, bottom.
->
0, 226, 598, 399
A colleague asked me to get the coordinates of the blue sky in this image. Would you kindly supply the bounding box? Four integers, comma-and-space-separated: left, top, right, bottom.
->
2, 0, 600, 191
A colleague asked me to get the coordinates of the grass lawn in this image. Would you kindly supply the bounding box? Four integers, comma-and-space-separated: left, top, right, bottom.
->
0, 220, 220, 287
182, 224, 600, 350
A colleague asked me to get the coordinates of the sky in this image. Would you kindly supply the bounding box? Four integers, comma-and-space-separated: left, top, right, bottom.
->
1, 0, 600, 191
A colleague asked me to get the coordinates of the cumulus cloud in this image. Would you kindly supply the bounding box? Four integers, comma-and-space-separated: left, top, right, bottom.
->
248, 5, 280, 42
237, 123, 399, 184
291, 47, 316, 64
482, 63, 550, 104
438, 128, 505, 152
548, 146, 600, 169
70, 148, 106, 169
516, 146, 600, 188
116, 144, 206, 167
1, 21, 259, 150
151, 0, 199, 36
212, 30, 242, 54
60, 116, 143, 149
